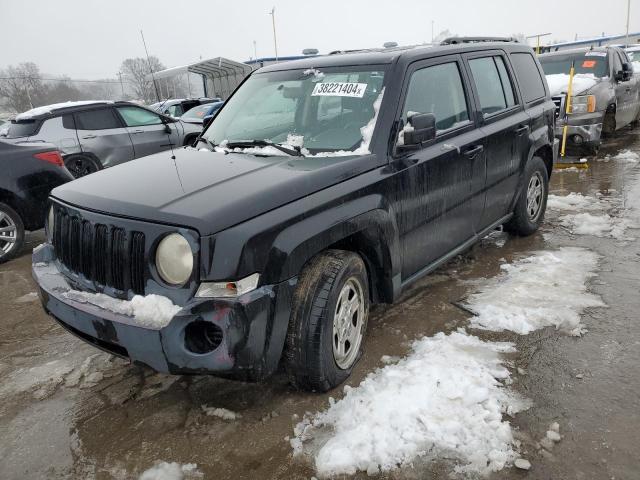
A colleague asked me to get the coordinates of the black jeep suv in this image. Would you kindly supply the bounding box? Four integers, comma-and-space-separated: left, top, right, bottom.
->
33, 41, 557, 391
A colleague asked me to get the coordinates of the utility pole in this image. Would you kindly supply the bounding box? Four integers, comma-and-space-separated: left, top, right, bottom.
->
116, 71, 125, 97
625, 0, 631, 46
140, 29, 161, 102
269, 7, 279, 61
431, 20, 435, 43
253, 40, 258, 60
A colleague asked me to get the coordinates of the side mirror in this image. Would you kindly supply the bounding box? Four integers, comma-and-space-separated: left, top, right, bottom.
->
402, 113, 436, 148
622, 63, 633, 81
164, 123, 172, 134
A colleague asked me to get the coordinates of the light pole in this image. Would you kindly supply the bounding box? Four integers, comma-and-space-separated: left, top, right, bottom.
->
253, 40, 258, 60
526, 32, 552, 55
116, 71, 125, 98
625, 0, 631, 46
269, 7, 279, 61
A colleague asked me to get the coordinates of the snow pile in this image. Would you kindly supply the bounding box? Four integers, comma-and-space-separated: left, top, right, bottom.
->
547, 192, 604, 212
465, 248, 604, 336
292, 330, 526, 476
559, 212, 634, 239
612, 149, 640, 163
63, 290, 181, 329
201, 406, 241, 420
138, 462, 201, 480
286, 133, 305, 148
545, 73, 598, 96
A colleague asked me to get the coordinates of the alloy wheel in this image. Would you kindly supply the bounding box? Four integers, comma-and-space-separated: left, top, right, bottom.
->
0, 210, 18, 257
526, 172, 544, 221
332, 277, 366, 369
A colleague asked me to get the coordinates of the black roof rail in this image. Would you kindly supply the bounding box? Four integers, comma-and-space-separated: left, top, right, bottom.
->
440, 36, 518, 45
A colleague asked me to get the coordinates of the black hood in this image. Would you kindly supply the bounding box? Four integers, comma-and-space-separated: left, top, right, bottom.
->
52, 147, 376, 235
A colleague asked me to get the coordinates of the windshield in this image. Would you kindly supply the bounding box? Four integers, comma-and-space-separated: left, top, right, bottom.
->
182, 104, 211, 120
203, 67, 386, 154
539, 52, 609, 78
6, 120, 40, 138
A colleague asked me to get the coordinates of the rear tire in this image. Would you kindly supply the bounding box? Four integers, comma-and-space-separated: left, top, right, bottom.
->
0, 202, 25, 264
285, 250, 370, 392
64, 154, 100, 178
504, 156, 548, 236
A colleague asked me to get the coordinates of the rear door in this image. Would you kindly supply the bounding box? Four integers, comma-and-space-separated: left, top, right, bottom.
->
115, 105, 179, 158
465, 51, 530, 229
393, 56, 487, 280
73, 107, 135, 167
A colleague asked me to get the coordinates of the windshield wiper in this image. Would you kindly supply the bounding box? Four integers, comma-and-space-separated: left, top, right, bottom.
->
225, 140, 304, 157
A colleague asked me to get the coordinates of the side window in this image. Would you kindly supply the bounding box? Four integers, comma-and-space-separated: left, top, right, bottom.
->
403, 62, 470, 132
469, 57, 514, 116
495, 57, 516, 107
116, 106, 163, 127
62, 114, 75, 130
74, 108, 121, 130
167, 104, 184, 117
510, 53, 546, 103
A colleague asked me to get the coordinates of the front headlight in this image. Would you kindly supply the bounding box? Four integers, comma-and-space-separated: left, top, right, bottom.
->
570, 95, 596, 114
46, 206, 54, 242
155, 233, 194, 286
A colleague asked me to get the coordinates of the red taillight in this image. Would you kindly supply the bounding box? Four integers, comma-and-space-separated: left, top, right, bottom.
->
33, 151, 64, 166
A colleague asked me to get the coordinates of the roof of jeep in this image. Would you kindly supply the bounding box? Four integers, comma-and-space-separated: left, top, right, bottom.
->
257, 42, 535, 72
14, 100, 150, 121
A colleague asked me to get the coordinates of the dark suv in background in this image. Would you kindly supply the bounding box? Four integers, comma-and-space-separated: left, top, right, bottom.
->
1, 101, 201, 177
34, 40, 557, 391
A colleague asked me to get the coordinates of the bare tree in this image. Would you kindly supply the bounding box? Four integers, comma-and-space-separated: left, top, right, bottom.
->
120, 56, 165, 103
0, 62, 47, 112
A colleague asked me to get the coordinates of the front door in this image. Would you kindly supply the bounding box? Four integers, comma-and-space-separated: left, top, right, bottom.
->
392, 56, 487, 281
73, 107, 135, 167
115, 105, 179, 158
465, 53, 529, 228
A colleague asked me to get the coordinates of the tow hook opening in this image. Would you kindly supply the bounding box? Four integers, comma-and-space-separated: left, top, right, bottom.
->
184, 320, 223, 354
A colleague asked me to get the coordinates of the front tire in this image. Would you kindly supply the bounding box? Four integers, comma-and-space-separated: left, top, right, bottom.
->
0, 202, 25, 264
504, 156, 548, 236
285, 250, 370, 392
64, 154, 100, 178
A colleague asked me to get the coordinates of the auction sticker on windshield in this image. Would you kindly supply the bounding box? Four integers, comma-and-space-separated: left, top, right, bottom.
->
312, 82, 367, 98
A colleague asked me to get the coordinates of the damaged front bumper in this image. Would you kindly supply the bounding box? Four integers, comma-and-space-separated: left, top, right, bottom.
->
554, 111, 604, 147
33, 243, 296, 379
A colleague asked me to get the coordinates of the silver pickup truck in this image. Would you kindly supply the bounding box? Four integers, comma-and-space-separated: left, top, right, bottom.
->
539, 46, 640, 154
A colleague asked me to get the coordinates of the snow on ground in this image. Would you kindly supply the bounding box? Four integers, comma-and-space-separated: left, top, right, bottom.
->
201, 406, 241, 420
62, 290, 181, 329
610, 150, 640, 163
559, 212, 634, 239
465, 248, 605, 336
138, 462, 201, 480
545, 73, 598, 96
547, 192, 604, 212
292, 330, 527, 477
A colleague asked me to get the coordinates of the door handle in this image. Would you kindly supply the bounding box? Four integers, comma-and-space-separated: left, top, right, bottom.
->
81, 134, 97, 139
515, 125, 529, 135
131, 129, 145, 134
463, 145, 484, 158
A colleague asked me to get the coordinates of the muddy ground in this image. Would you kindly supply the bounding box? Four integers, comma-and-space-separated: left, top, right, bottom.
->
1, 132, 639, 480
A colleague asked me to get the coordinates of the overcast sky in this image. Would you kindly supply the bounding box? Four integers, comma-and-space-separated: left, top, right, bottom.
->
1, 0, 636, 78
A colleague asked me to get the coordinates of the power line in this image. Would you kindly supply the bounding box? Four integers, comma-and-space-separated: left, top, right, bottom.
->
0, 76, 131, 84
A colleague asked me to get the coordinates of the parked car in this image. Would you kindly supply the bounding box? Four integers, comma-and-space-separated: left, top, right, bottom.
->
0, 121, 10, 137
181, 101, 225, 127
538, 46, 640, 154
624, 45, 640, 73
34, 40, 556, 391
150, 97, 222, 118
0, 140, 74, 263
2, 101, 202, 178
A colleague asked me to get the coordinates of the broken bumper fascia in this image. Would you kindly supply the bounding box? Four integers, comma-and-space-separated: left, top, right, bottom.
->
554, 112, 604, 146
32, 243, 296, 379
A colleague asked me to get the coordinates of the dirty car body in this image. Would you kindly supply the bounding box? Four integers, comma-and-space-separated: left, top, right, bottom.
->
539, 46, 640, 153
33, 42, 557, 387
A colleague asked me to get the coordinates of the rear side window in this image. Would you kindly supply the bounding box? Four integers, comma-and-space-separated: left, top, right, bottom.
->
116, 106, 163, 127
403, 62, 470, 132
62, 114, 75, 129
6, 120, 40, 138
510, 53, 546, 103
469, 56, 516, 116
75, 108, 121, 130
